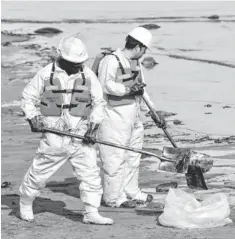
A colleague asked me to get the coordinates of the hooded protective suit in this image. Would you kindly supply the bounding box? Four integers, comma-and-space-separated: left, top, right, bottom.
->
97, 49, 155, 207
20, 61, 106, 213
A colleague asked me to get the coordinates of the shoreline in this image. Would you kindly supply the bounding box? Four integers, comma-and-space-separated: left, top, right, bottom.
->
1, 28, 235, 238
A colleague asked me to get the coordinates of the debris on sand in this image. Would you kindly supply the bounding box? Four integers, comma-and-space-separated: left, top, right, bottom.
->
223, 105, 232, 109
177, 48, 201, 52
214, 136, 235, 144
1, 182, 11, 188
2, 42, 12, 47
155, 111, 177, 118
135, 202, 164, 215
23, 43, 41, 50
145, 110, 176, 119
204, 104, 212, 108
166, 54, 235, 68
1, 31, 32, 44
177, 136, 211, 144
156, 182, 178, 192
175, 135, 235, 145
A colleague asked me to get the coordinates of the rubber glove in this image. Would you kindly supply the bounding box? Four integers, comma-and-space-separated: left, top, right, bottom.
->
82, 123, 99, 145
125, 82, 146, 96
149, 111, 167, 129
27, 115, 44, 133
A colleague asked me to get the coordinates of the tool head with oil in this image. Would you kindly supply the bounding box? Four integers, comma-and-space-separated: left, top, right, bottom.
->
159, 147, 214, 174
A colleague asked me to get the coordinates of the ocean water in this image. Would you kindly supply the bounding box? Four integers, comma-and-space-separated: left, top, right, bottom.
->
2, 1, 235, 136
2, 1, 235, 62
2, 1, 235, 21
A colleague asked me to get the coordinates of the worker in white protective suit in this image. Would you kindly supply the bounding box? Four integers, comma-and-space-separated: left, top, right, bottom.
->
96, 27, 166, 208
19, 34, 113, 225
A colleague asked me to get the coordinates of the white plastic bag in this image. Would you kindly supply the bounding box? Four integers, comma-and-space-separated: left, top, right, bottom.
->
159, 188, 232, 229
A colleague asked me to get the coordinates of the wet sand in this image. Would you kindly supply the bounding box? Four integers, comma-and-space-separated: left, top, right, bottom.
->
1, 32, 235, 238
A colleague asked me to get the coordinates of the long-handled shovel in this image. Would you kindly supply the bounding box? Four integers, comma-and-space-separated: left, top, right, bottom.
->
141, 95, 211, 190
43, 127, 176, 164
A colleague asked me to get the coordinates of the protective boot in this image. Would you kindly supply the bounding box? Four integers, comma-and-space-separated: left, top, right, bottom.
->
19, 195, 35, 222
83, 212, 114, 225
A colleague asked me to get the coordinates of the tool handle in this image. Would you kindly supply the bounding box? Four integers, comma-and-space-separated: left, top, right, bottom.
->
162, 128, 178, 148
138, 63, 178, 148
43, 127, 175, 163
141, 95, 178, 148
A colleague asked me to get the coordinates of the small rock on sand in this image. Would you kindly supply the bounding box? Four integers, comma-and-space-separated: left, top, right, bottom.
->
208, 15, 220, 20
141, 56, 158, 69
140, 24, 161, 30
34, 27, 63, 35
173, 119, 182, 125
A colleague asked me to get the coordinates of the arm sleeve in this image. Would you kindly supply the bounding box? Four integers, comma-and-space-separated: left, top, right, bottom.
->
98, 55, 126, 96
88, 69, 106, 124
21, 71, 45, 119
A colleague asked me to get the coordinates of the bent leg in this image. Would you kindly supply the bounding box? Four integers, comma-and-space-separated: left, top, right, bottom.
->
19, 134, 68, 221
20, 135, 69, 198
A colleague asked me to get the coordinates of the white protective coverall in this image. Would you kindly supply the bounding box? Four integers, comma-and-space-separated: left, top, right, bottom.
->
20, 61, 105, 213
97, 49, 155, 207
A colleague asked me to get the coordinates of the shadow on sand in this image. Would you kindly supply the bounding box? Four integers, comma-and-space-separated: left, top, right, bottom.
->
46, 177, 81, 199
1, 176, 140, 223
1, 192, 83, 223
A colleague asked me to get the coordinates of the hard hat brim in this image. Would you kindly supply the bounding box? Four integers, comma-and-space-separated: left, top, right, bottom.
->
59, 51, 89, 63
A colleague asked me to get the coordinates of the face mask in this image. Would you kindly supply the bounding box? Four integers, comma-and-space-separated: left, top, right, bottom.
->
58, 58, 82, 75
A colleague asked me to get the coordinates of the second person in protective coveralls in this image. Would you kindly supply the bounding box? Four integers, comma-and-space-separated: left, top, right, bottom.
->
19, 34, 113, 225
96, 27, 166, 208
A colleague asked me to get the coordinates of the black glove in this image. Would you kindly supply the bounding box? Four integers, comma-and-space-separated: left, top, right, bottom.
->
27, 116, 44, 133
126, 82, 146, 96
149, 111, 166, 129
82, 123, 99, 145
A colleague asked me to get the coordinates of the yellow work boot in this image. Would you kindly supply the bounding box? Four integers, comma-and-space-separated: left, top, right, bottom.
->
83, 212, 114, 225
19, 195, 34, 222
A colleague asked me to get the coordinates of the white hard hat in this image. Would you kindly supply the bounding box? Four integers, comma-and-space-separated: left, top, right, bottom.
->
57, 33, 88, 63
128, 27, 152, 49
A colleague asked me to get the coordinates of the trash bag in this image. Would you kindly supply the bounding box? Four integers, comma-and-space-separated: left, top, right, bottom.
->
159, 188, 232, 229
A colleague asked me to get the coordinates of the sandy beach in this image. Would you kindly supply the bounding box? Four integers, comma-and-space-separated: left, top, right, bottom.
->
1, 1, 235, 238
